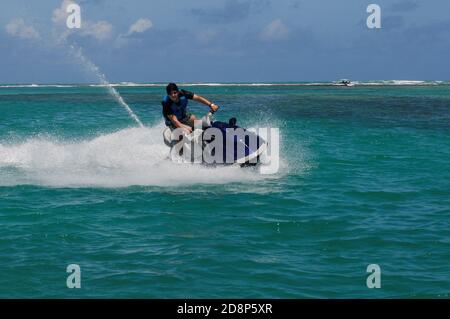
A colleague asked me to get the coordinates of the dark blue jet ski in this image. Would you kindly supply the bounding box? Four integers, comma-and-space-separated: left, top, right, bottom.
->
163, 112, 267, 166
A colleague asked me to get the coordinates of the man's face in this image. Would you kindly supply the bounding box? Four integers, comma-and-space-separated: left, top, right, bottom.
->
169, 90, 180, 103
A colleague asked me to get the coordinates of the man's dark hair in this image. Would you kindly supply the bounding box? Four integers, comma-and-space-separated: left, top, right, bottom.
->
166, 83, 179, 95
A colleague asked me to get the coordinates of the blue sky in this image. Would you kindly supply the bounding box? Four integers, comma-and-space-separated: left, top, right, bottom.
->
1, 0, 450, 83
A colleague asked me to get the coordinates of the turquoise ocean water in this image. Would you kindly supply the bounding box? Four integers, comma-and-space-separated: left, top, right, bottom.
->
0, 83, 449, 298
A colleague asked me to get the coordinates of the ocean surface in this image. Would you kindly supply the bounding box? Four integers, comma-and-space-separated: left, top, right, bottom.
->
0, 83, 449, 298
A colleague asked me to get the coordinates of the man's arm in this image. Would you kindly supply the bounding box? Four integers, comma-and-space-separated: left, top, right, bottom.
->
192, 94, 219, 113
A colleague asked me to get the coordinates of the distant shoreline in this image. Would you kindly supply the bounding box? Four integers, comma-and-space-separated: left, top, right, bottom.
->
0, 80, 449, 88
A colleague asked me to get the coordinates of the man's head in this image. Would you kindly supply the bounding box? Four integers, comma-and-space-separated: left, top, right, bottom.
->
166, 83, 180, 102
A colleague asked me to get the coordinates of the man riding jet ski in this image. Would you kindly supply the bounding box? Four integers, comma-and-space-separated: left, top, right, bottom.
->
161, 83, 267, 166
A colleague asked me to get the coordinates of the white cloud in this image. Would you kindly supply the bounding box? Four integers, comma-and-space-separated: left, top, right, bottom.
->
114, 18, 153, 48
52, 0, 75, 24
5, 19, 41, 40
260, 19, 290, 41
80, 21, 113, 40
127, 19, 153, 35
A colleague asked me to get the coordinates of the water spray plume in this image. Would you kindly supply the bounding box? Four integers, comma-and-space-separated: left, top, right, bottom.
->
68, 44, 144, 128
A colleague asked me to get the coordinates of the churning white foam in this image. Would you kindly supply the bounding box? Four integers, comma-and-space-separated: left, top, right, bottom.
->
0, 123, 277, 188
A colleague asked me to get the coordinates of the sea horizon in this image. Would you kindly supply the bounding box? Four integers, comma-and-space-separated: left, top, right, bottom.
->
1, 79, 449, 87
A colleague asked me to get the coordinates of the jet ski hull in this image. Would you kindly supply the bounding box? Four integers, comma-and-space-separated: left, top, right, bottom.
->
163, 117, 267, 166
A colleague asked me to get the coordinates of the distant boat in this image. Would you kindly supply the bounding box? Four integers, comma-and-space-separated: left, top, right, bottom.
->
336, 79, 355, 87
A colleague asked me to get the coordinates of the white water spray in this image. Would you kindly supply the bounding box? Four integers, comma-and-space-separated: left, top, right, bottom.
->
0, 124, 279, 188
69, 44, 144, 127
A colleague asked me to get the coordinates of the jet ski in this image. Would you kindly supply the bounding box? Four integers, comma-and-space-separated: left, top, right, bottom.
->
163, 112, 268, 167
